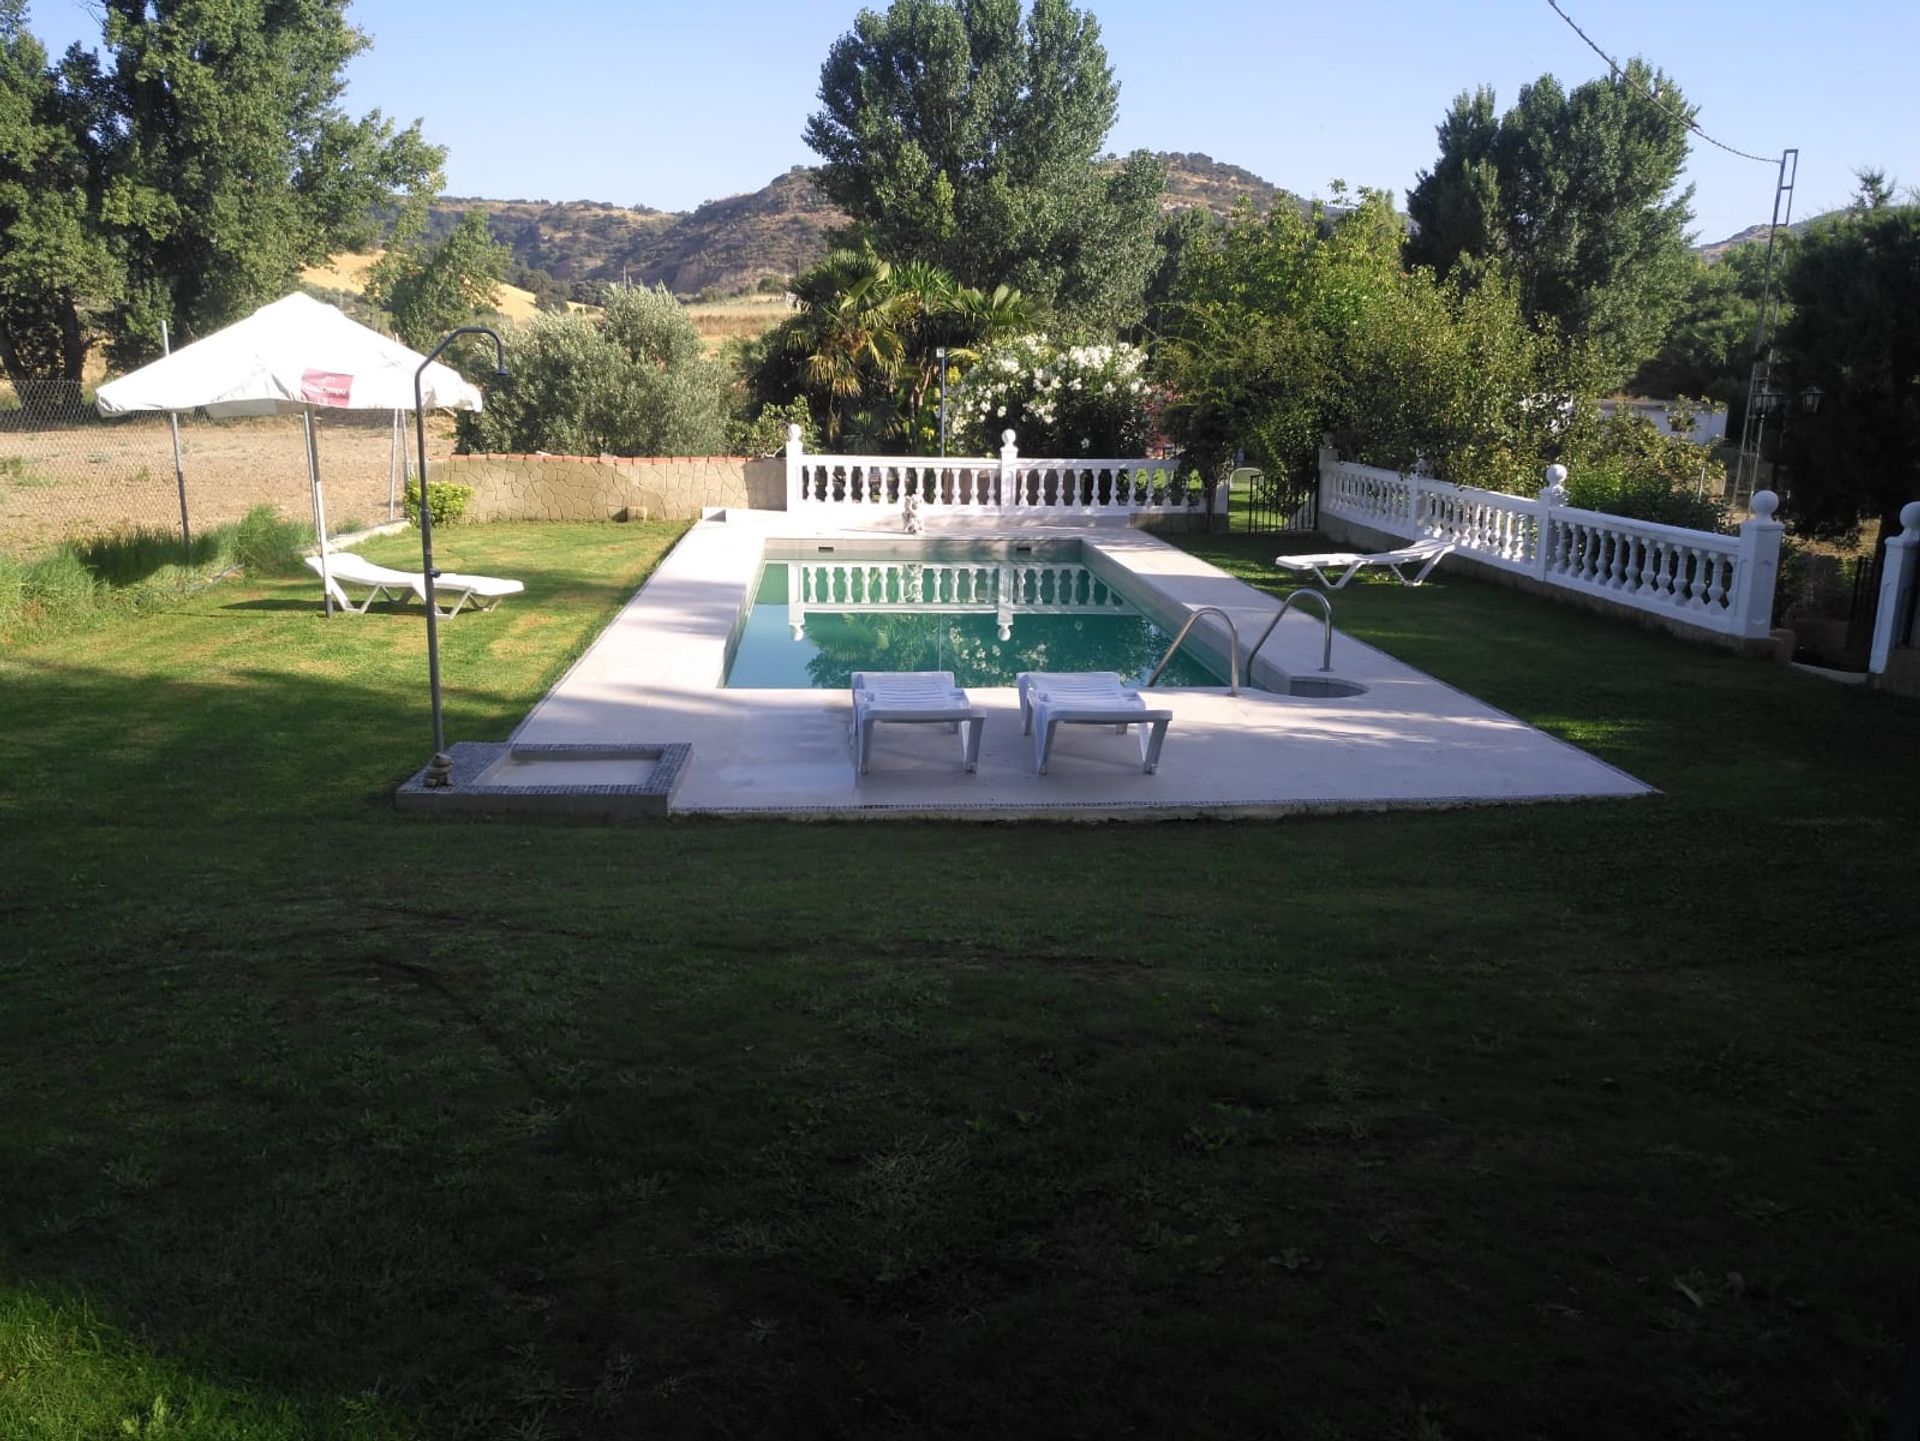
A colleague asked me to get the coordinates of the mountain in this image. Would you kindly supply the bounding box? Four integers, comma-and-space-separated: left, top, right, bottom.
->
420, 153, 1298, 299
1696, 213, 1829, 262
1157, 152, 1300, 216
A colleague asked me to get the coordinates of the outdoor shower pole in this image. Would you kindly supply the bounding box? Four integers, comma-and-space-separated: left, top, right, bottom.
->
414, 326, 507, 772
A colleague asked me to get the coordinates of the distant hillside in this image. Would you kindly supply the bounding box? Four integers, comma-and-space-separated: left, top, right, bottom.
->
419, 152, 1297, 299
1157, 152, 1300, 216
1697, 213, 1828, 262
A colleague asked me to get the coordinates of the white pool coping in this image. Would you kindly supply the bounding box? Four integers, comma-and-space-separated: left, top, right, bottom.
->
507, 509, 1652, 819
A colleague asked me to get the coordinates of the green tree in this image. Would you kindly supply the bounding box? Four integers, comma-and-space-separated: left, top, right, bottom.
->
1774, 201, 1920, 548
95, 0, 443, 363
1161, 190, 1562, 494
747, 246, 1031, 450
369, 210, 508, 350
1629, 242, 1774, 408
804, 0, 1164, 332
459, 285, 729, 458
0, 2, 118, 399
1406, 61, 1695, 383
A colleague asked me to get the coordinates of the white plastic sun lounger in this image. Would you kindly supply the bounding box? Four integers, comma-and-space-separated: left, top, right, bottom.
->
304, 553, 524, 617
1017, 671, 1173, 775
850, 671, 985, 775
304, 552, 416, 614
1271, 537, 1456, 589
408, 569, 525, 617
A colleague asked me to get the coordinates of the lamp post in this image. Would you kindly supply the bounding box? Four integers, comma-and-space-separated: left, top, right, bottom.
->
415, 326, 508, 783
936, 346, 949, 458
1774, 384, 1823, 507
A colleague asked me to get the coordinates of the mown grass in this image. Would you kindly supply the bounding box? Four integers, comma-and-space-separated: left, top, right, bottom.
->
1, 523, 1916, 1439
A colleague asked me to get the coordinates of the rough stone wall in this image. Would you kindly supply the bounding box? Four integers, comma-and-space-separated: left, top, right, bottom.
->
434, 454, 786, 521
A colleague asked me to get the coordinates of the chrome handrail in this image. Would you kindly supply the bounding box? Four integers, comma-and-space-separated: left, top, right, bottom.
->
1247, 588, 1334, 677
1146, 605, 1241, 695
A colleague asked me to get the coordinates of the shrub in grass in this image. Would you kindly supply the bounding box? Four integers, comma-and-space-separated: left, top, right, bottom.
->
230, 505, 310, 575
0, 547, 101, 636
404, 480, 474, 529
0, 506, 315, 644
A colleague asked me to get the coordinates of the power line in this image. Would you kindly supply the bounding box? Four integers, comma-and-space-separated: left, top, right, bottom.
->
1545, 0, 1779, 166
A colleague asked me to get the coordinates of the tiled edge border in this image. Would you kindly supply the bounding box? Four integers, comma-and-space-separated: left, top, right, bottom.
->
395, 741, 692, 819
679, 789, 1650, 823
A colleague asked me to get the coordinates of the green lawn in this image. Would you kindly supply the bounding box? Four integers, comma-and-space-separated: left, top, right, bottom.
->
2, 523, 1916, 1439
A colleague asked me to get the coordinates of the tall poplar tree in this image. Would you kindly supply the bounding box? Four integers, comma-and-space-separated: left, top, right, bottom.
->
804, 0, 1164, 334
1406, 61, 1695, 384
0, 2, 117, 397
0, 0, 442, 391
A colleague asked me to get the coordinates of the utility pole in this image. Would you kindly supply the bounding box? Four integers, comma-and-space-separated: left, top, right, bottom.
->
1731, 148, 1799, 513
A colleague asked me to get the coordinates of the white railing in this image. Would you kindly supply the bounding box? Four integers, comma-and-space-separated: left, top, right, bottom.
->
1317, 442, 1785, 641
1868, 500, 1920, 674
783, 559, 1130, 642
784, 426, 1216, 521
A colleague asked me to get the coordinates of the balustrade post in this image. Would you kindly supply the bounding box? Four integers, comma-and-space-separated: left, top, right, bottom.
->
1536, 463, 1568, 579
1730, 490, 1784, 638
1317, 434, 1338, 523
1869, 500, 1920, 673
784, 423, 804, 510
999, 429, 1018, 510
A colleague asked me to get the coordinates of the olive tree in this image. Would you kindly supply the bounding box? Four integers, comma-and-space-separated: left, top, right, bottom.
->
459, 286, 729, 458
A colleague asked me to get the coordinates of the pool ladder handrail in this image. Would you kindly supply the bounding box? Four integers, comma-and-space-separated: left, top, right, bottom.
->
1146, 605, 1241, 695
1247, 587, 1335, 677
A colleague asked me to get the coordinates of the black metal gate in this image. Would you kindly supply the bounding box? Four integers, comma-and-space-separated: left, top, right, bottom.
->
1226, 463, 1318, 535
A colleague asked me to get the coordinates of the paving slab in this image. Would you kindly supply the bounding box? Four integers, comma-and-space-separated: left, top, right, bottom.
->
503, 510, 1651, 819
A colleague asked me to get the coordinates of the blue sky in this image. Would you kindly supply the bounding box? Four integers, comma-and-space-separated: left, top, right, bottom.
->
22, 0, 1919, 244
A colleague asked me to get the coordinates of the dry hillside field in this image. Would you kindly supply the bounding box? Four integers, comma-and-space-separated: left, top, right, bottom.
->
0, 408, 455, 552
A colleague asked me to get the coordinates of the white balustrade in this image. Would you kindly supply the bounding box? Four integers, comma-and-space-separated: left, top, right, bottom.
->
1868, 500, 1920, 674
783, 559, 1130, 644
1316, 440, 1783, 640
784, 426, 1211, 521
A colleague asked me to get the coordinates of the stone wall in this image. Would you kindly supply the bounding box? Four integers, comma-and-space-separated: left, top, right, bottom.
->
434, 454, 786, 522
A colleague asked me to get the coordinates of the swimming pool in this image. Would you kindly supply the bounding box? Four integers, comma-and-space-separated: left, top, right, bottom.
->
723, 544, 1224, 690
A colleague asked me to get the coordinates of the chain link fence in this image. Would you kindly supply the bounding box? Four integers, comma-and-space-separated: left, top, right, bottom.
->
0, 379, 429, 556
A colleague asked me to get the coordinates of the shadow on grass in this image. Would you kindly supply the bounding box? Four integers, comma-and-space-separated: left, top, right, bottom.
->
2, 526, 1918, 1439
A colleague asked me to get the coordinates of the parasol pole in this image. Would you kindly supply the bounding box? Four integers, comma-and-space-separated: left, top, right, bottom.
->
305, 407, 334, 618
388, 409, 405, 523
161, 320, 191, 565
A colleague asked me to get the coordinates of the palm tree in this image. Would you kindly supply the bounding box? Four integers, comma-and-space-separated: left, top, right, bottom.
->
782, 248, 1039, 451
895, 279, 1037, 452
784, 248, 910, 445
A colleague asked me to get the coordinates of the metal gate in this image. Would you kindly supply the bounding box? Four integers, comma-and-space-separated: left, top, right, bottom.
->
1226, 463, 1318, 535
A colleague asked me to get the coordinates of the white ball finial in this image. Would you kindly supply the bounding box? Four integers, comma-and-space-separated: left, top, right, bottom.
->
1001, 429, 1016, 447
1900, 500, 1920, 537
786, 423, 802, 443
1544, 463, 1568, 487
1750, 489, 1779, 519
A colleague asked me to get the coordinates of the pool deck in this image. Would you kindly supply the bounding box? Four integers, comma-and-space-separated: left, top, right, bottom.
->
505, 509, 1652, 819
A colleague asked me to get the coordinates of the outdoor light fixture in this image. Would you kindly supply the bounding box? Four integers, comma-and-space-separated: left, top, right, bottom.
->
415, 326, 508, 784
1801, 385, 1823, 414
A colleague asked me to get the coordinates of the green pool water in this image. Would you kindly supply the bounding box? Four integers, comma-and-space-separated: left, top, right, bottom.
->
724, 557, 1223, 690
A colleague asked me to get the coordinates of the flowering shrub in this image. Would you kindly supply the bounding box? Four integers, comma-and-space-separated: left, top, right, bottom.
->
953, 335, 1153, 457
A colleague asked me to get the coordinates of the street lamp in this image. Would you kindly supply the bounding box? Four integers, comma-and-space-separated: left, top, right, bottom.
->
415, 326, 508, 785
936, 346, 949, 458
